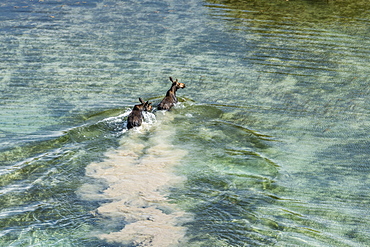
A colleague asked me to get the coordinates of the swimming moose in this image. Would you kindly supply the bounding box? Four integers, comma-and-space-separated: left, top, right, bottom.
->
157, 77, 186, 110
127, 98, 153, 129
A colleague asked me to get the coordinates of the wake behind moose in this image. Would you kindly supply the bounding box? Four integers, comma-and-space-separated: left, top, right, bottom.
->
157, 77, 186, 110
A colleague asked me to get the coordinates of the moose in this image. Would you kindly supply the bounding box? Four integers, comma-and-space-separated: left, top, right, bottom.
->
157, 77, 186, 110
127, 98, 153, 129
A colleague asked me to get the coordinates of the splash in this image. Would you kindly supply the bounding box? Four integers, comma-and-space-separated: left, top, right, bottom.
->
78, 112, 190, 246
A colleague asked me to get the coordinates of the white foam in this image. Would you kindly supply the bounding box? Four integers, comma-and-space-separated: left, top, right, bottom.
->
97, 109, 132, 125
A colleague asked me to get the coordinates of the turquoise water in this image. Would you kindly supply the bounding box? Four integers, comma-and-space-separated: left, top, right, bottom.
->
1, 0, 369, 246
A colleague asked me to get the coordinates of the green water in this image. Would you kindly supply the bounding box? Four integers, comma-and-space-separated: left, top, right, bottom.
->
1, 0, 369, 246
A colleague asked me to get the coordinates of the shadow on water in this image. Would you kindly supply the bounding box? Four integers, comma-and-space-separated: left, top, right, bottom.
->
206, 0, 369, 32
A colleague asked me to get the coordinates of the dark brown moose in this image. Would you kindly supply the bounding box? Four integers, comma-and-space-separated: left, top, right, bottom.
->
157, 77, 186, 110
127, 98, 153, 129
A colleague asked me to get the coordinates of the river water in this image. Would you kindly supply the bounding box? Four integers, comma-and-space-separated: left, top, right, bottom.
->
1, 0, 369, 246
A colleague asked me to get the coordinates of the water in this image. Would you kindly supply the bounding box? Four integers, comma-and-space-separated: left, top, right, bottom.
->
1, 0, 369, 246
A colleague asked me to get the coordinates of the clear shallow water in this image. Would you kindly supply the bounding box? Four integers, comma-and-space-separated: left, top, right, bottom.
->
1, 0, 369, 246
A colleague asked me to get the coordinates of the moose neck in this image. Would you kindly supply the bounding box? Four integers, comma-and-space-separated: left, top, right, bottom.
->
133, 104, 143, 111
166, 84, 178, 96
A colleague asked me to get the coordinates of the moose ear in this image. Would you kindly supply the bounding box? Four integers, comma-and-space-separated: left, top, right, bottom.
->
139, 98, 145, 104
169, 77, 174, 83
